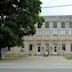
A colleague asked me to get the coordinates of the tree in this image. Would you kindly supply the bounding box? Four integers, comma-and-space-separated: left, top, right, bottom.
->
0, 0, 44, 60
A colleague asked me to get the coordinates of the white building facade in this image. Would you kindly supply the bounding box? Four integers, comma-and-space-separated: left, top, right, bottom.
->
23, 15, 72, 56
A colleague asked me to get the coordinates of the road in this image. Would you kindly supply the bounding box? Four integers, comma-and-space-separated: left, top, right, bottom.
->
0, 56, 72, 72
0, 69, 72, 72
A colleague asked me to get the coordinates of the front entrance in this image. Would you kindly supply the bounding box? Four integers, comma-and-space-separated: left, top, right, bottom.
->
53, 44, 58, 54
44, 44, 49, 55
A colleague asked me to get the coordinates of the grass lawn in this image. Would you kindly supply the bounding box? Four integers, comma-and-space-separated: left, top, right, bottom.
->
1, 54, 25, 61
64, 55, 72, 60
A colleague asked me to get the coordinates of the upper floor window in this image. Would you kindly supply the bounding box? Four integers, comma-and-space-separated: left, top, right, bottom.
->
36, 30, 41, 36
61, 22, 65, 28
69, 30, 72, 35
45, 21, 49, 28
69, 22, 72, 28
21, 44, 24, 48
53, 30, 57, 36
37, 23, 41, 28
45, 30, 49, 35
53, 21, 57, 28
60, 30, 65, 35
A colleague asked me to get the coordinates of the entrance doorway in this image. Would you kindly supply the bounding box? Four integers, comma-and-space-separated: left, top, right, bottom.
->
44, 44, 49, 55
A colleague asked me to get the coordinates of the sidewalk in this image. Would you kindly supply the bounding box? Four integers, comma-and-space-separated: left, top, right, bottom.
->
0, 56, 72, 64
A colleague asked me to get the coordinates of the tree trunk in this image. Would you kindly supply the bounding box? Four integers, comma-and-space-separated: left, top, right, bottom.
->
0, 48, 2, 60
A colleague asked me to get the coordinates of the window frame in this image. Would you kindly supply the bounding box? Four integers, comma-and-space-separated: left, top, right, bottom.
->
29, 44, 32, 51
45, 21, 49, 28
61, 22, 65, 28
37, 44, 41, 52
62, 44, 66, 51
69, 22, 72, 28
53, 21, 57, 28
37, 23, 41, 28
45, 30, 50, 36
69, 30, 72, 35
60, 30, 65, 36
53, 30, 58, 36
70, 44, 72, 51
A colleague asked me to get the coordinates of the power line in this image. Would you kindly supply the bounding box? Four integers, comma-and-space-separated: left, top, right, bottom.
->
41, 4, 72, 8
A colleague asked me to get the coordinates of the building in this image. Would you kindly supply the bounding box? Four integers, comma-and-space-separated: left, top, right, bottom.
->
12, 15, 72, 55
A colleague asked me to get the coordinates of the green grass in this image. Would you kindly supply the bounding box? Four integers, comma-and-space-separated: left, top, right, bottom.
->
1, 54, 25, 61
64, 55, 72, 60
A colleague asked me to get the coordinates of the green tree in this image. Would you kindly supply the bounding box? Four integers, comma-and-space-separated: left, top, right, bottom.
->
0, 0, 44, 60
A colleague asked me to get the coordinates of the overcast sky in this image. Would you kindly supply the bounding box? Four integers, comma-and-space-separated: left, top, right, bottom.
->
40, 0, 72, 16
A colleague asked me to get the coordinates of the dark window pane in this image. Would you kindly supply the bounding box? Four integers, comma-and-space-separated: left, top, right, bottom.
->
37, 24, 41, 28
38, 47, 40, 52
45, 21, 49, 28
54, 47, 57, 52
61, 22, 65, 28
29, 44, 32, 51
71, 44, 72, 51
53, 21, 57, 28
69, 22, 72, 28
62, 44, 66, 51
21, 44, 24, 48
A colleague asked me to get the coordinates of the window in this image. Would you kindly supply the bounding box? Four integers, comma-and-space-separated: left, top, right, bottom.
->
62, 44, 66, 51
46, 44, 49, 47
53, 30, 57, 36
53, 21, 57, 28
37, 44, 41, 52
69, 22, 72, 28
54, 46, 57, 52
69, 30, 72, 35
37, 23, 41, 28
54, 44, 57, 52
45, 44, 49, 52
36, 30, 41, 36
45, 21, 49, 28
60, 30, 65, 35
45, 30, 49, 35
61, 22, 65, 28
29, 44, 32, 51
70, 44, 72, 51
21, 44, 24, 48
38, 47, 40, 52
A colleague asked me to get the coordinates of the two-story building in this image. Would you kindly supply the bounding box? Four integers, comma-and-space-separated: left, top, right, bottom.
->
12, 15, 72, 55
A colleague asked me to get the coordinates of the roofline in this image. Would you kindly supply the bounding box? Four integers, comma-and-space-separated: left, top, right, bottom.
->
41, 15, 72, 17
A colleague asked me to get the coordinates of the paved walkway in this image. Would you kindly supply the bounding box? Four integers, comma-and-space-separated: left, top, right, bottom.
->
16, 56, 72, 64
1, 56, 72, 64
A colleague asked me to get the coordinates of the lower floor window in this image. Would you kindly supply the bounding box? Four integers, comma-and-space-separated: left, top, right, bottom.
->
70, 44, 72, 51
54, 46, 57, 52
62, 44, 66, 51
29, 44, 32, 51
38, 47, 40, 52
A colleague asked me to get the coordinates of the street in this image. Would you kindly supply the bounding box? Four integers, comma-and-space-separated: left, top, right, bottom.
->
0, 56, 72, 72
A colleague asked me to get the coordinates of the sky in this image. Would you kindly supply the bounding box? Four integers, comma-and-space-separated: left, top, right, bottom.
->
40, 0, 72, 16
